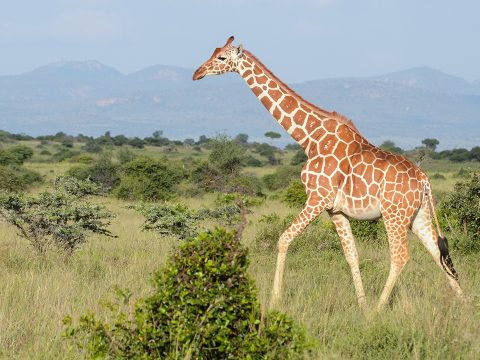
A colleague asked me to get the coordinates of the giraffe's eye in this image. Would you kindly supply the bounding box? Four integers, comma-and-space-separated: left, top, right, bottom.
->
217, 56, 226, 61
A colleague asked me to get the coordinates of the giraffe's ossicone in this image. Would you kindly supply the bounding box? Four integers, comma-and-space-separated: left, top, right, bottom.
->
193, 36, 464, 311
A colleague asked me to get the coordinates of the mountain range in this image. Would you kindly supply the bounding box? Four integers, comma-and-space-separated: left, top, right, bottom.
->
0, 61, 479, 149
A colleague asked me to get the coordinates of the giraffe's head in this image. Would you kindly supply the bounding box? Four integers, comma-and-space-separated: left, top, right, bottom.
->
192, 36, 244, 80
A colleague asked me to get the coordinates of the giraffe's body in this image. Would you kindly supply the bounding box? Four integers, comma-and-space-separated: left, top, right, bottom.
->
193, 36, 463, 310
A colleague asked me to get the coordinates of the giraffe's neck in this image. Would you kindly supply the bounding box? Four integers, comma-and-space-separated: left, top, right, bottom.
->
238, 51, 336, 151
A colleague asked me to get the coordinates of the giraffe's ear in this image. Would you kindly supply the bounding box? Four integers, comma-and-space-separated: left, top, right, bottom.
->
237, 44, 244, 57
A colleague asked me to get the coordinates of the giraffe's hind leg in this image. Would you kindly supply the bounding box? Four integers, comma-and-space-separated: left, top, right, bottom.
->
330, 212, 367, 310
376, 215, 411, 311
411, 203, 464, 298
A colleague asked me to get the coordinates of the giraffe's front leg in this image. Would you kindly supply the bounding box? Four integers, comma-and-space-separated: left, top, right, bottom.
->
270, 201, 324, 309
329, 212, 368, 311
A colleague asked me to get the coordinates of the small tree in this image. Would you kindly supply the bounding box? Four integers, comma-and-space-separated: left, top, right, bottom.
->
264, 131, 282, 147
422, 138, 440, 152
209, 134, 246, 175
0, 178, 114, 255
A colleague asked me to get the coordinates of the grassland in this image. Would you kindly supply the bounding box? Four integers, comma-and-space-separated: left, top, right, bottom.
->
1, 142, 479, 359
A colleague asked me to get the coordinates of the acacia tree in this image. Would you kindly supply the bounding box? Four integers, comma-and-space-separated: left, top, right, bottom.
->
264, 131, 282, 146
0, 177, 115, 255
422, 138, 440, 152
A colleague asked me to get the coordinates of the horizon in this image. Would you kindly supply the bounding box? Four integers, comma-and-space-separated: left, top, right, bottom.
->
3, 58, 476, 85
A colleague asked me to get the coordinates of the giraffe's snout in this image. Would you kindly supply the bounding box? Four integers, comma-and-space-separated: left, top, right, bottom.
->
192, 67, 206, 80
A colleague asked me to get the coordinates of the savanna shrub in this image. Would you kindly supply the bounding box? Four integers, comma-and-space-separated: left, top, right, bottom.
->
0, 145, 34, 165
430, 172, 446, 180
0, 165, 42, 191
350, 219, 386, 243
190, 161, 224, 192
50, 148, 81, 162
64, 229, 310, 359
254, 213, 340, 253
283, 179, 307, 208
130, 203, 200, 239
131, 202, 242, 240
209, 134, 246, 175
439, 173, 480, 253
114, 156, 184, 201
0, 178, 114, 255
225, 173, 264, 196
263, 166, 301, 191
66, 160, 120, 193
290, 148, 308, 165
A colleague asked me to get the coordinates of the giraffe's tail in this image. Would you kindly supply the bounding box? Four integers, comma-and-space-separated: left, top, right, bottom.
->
423, 182, 458, 280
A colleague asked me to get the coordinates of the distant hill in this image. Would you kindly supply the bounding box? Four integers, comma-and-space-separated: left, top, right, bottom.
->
0, 61, 479, 149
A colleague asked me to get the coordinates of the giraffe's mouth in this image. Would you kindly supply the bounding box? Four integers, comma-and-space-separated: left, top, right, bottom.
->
192, 68, 206, 80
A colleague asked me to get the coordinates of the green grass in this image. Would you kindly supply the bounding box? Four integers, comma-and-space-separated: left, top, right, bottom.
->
1, 143, 480, 358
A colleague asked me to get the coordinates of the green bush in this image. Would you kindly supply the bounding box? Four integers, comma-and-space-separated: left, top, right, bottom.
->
243, 154, 263, 167
290, 148, 308, 165
130, 203, 200, 239
131, 202, 242, 240
226, 173, 264, 196
114, 157, 183, 201
66, 156, 120, 192
350, 219, 386, 243
64, 228, 310, 359
0, 145, 34, 165
254, 213, 340, 253
50, 148, 81, 162
263, 166, 300, 191
0, 165, 42, 192
0, 178, 114, 255
439, 173, 480, 253
190, 161, 225, 192
209, 134, 246, 175
430, 172, 446, 180
283, 180, 307, 208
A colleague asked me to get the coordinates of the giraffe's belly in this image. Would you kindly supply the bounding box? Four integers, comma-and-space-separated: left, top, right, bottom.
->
333, 195, 382, 220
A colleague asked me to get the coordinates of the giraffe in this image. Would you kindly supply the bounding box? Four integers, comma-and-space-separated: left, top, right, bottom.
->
192, 36, 464, 311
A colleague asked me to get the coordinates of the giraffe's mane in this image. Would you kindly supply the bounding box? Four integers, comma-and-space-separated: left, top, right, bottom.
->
243, 50, 361, 134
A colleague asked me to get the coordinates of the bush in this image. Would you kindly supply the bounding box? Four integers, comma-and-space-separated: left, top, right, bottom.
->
66, 156, 120, 192
243, 154, 263, 167
130, 203, 200, 239
225, 173, 264, 196
131, 202, 242, 240
430, 172, 446, 180
350, 219, 386, 243
290, 148, 308, 165
190, 161, 225, 192
0, 165, 42, 192
209, 134, 246, 175
283, 180, 307, 208
263, 166, 300, 191
0, 178, 114, 255
254, 213, 340, 253
64, 229, 310, 359
114, 157, 183, 201
51, 148, 81, 162
439, 173, 480, 253
0, 145, 34, 165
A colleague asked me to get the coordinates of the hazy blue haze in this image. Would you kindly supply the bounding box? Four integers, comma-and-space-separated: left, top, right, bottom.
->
1, 1, 479, 82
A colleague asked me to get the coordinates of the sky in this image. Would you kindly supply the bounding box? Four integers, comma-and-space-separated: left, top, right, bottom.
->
1, 0, 479, 83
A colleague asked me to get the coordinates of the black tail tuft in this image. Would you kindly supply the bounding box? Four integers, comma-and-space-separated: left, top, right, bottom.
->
438, 236, 458, 280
